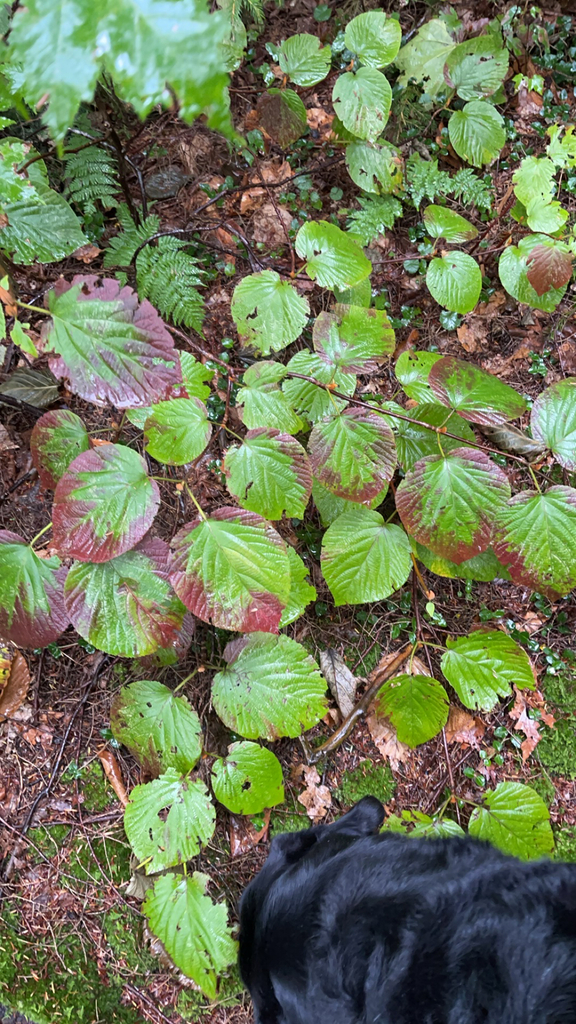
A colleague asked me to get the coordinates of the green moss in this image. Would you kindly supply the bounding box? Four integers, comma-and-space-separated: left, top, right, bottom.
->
177, 964, 245, 1018
343, 642, 381, 678
543, 669, 576, 715
269, 792, 310, 835
67, 830, 132, 887
554, 826, 576, 863
525, 770, 555, 808
537, 718, 576, 780
334, 759, 396, 808
28, 823, 71, 859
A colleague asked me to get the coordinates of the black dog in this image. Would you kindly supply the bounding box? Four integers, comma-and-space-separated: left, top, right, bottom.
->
239, 796, 576, 1024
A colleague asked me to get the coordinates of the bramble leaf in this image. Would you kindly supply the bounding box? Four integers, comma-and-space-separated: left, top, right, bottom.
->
0, 531, 69, 647
211, 741, 284, 814
296, 221, 372, 289
321, 507, 411, 605
345, 11, 402, 68
394, 19, 456, 98
144, 397, 212, 466
445, 36, 508, 101
428, 356, 527, 425
282, 349, 356, 423
385, 402, 475, 471
499, 234, 570, 312
346, 140, 403, 195
448, 101, 505, 167
493, 487, 576, 598
224, 429, 312, 520
395, 350, 442, 403
278, 33, 331, 86
309, 408, 397, 501
111, 679, 202, 776
423, 206, 478, 243
440, 630, 535, 711
426, 251, 482, 314
30, 410, 90, 490
237, 361, 304, 433
279, 546, 317, 627
124, 768, 215, 873
231, 271, 309, 354
375, 673, 449, 747
313, 305, 395, 373
531, 379, 576, 469
258, 88, 308, 147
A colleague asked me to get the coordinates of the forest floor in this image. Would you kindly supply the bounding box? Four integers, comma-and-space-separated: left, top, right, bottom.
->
3, 1, 576, 1022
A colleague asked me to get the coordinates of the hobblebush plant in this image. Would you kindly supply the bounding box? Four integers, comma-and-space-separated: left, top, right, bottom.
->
0, 0, 573, 996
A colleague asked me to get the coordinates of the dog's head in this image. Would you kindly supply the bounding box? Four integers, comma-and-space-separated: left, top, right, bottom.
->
238, 796, 385, 1023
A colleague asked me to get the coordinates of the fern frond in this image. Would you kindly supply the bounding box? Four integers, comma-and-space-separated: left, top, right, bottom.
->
64, 145, 120, 213
136, 236, 205, 331
234, 0, 264, 23
406, 154, 451, 207
450, 168, 493, 212
347, 195, 403, 245
102, 205, 161, 268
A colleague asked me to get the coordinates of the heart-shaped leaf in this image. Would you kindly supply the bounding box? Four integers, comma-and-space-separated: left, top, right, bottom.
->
170, 508, 290, 633
526, 242, 573, 296
386, 402, 475, 471
296, 221, 372, 289
395, 350, 442, 402
321, 507, 411, 605
396, 447, 511, 563
428, 356, 527, 425
124, 769, 215, 873
211, 741, 284, 814
224, 428, 312, 520
440, 630, 536, 711
531, 378, 576, 469
426, 251, 482, 314
30, 410, 91, 489
468, 781, 553, 859
143, 872, 236, 998
445, 36, 508, 101
212, 632, 327, 740
332, 67, 392, 142
111, 679, 202, 776
309, 408, 397, 502
279, 546, 317, 628
375, 673, 449, 747
144, 397, 211, 465
237, 360, 304, 434
493, 487, 576, 598
423, 206, 478, 243
231, 271, 309, 354
283, 349, 356, 423
345, 140, 403, 195
0, 531, 69, 647
258, 88, 307, 147
394, 18, 456, 98
344, 11, 402, 68
314, 304, 395, 373
448, 101, 506, 167
278, 33, 331, 86
499, 234, 569, 312
42, 276, 180, 408
65, 537, 185, 657
53, 444, 160, 562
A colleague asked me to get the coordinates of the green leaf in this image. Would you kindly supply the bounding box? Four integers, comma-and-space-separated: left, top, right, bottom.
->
136, 237, 205, 332
279, 546, 317, 628
8, 0, 230, 142
111, 679, 202, 775
493, 487, 576, 598
513, 156, 556, 209
0, 530, 69, 647
211, 740, 284, 814
499, 234, 570, 312
236, 360, 304, 434
410, 816, 465, 839
65, 537, 185, 657
312, 477, 387, 527
231, 271, 309, 354
283, 349, 356, 423
124, 768, 215, 873
448, 101, 505, 167
468, 781, 554, 859
531, 378, 576, 469
547, 124, 576, 168
53, 444, 159, 562
428, 355, 527, 425
412, 540, 510, 583
212, 632, 327, 740
143, 872, 237, 998
396, 447, 511, 563
375, 673, 449, 747
387, 402, 475, 471
344, 11, 401, 68
525, 201, 569, 235
426, 251, 482, 314
332, 67, 392, 142
224, 428, 312, 520
44, 276, 180, 409
441, 630, 536, 711
258, 88, 308, 147
309, 408, 397, 502
180, 352, 214, 400
278, 33, 331, 86
0, 139, 86, 264
445, 36, 508, 101
296, 221, 372, 289
170, 507, 290, 633
345, 140, 403, 195
30, 410, 90, 490
394, 19, 456, 98
395, 350, 442, 402
144, 397, 211, 466
313, 304, 395, 373
334, 278, 373, 307
423, 206, 478, 243
321, 507, 411, 605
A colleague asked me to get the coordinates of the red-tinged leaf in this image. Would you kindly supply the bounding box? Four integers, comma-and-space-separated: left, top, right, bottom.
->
428, 356, 527, 425
0, 531, 69, 647
53, 444, 160, 563
308, 408, 397, 501
30, 409, 91, 489
169, 507, 290, 633
65, 536, 185, 658
526, 243, 573, 296
42, 275, 180, 409
396, 447, 511, 563
313, 304, 395, 374
493, 487, 576, 598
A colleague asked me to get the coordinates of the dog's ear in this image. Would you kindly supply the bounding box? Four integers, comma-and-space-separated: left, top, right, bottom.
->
323, 796, 385, 839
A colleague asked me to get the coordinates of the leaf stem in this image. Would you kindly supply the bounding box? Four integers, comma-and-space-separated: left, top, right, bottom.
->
14, 298, 49, 316
29, 522, 52, 548
185, 484, 207, 521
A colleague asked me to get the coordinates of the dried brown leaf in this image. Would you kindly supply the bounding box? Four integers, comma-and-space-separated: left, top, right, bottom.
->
97, 747, 128, 806
320, 649, 358, 719
0, 650, 30, 721
366, 713, 410, 768
297, 765, 331, 822
445, 706, 485, 748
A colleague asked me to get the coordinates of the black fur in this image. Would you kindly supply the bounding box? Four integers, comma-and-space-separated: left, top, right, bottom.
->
239, 796, 576, 1024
